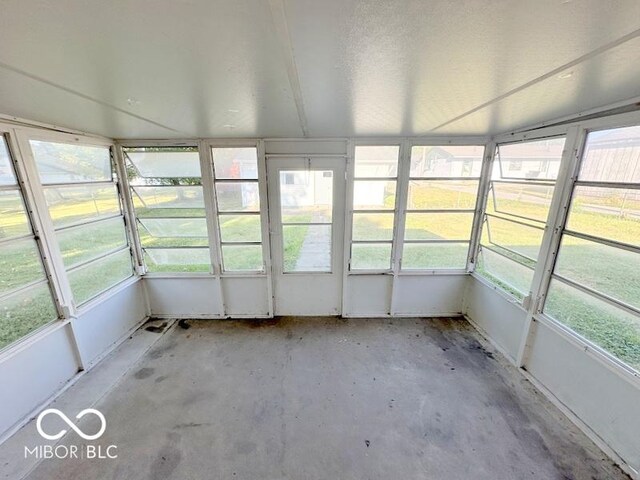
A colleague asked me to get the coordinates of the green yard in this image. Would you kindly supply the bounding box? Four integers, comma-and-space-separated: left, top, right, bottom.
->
1, 182, 639, 372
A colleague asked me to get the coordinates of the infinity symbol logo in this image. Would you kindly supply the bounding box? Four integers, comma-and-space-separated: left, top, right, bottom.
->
36, 409, 106, 441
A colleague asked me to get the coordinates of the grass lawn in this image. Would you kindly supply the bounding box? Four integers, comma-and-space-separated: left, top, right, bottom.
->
1, 182, 639, 372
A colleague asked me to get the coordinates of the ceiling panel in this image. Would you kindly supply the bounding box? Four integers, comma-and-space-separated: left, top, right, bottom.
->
285, 0, 640, 136
0, 0, 302, 138
438, 35, 640, 135
0, 0, 639, 138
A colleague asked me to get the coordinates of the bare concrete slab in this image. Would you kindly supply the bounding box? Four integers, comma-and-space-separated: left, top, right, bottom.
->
20, 317, 629, 480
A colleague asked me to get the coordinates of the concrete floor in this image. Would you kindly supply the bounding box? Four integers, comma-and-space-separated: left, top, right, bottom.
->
22, 317, 628, 480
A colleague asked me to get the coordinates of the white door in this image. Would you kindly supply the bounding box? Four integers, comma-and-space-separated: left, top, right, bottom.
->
267, 156, 345, 315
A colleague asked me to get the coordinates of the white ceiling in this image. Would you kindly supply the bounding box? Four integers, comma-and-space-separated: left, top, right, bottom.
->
0, 0, 639, 139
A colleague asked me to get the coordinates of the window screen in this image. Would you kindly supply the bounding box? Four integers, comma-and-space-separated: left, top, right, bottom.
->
477, 137, 565, 299
0, 136, 58, 349
30, 140, 133, 305
402, 145, 484, 270
350, 146, 399, 270
543, 126, 640, 372
212, 147, 264, 272
124, 147, 210, 273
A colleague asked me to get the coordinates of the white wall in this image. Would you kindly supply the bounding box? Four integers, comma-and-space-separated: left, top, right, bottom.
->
463, 275, 640, 478
0, 280, 148, 440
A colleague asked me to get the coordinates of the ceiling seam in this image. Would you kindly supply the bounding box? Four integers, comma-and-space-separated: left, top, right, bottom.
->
268, 0, 310, 137
429, 26, 640, 132
0, 61, 185, 134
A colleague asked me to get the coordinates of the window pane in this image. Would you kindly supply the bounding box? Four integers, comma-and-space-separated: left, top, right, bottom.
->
545, 279, 640, 371
219, 214, 262, 243
555, 235, 640, 310
0, 239, 45, 295
44, 184, 120, 228
402, 242, 468, 269
222, 245, 264, 271
477, 247, 533, 299
68, 249, 132, 305
410, 145, 483, 178
212, 147, 258, 179
139, 218, 207, 238
57, 217, 127, 268
351, 243, 391, 270
280, 170, 332, 223
132, 186, 204, 212
0, 283, 57, 350
490, 182, 553, 222
579, 126, 640, 183
0, 190, 30, 239
354, 146, 399, 177
353, 180, 396, 210
566, 186, 640, 246
483, 215, 544, 260
407, 180, 479, 210
144, 248, 210, 273
404, 212, 473, 240
352, 212, 394, 241
0, 137, 16, 185
126, 150, 201, 178
283, 224, 331, 272
30, 140, 111, 184
497, 138, 565, 180
215, 182, 260, 212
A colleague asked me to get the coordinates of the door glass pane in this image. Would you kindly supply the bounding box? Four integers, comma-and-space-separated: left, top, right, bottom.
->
280, 170, 333, 223
283, 224, 331, 272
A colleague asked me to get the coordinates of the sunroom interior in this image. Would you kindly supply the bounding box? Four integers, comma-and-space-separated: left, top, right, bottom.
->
0, 1, 639, 479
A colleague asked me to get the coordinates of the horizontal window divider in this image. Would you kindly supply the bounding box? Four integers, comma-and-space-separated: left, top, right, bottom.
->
403, 239, 469, 244
54, 212, 124, 231
354, 176, 397, 181
406, 208, 474, 214
128, 175, 204, 181
282, 222, 332, 226
213, 178, 259, 183
353, 209, 395, 214
143, 245, 209, 250
485, 240, 537, 263
0, 184, 19, 191
574, 180, 640, 189
562, 229, 640, 254
492, 208, 547, 225
137, 215, 207, 220
220, 241, 262, 246
551, 274, 640, 318
0, 233, 34, 245
348, 269, 393, 275
42, 180, 115, 188
218, 211, 260, 216
55, 213, 123, 232
408, 176, 480, 181
351, 240, 393, 245
221, 270, 266, 276
265, 153, 347, 158
496, 176, 557, 183
66, 245, 130, 272
485, 212, 546, 230
480, 243, 536, 271
491, 179, 556, 186
399, 268, 469, 275
131, 184, 203, 189
0, 278, 49, 303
